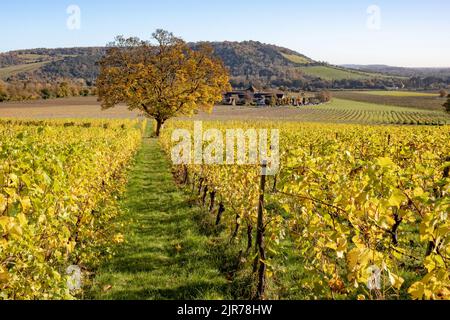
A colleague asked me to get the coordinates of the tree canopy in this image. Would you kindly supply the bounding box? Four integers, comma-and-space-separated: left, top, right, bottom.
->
97, 30, 231, 136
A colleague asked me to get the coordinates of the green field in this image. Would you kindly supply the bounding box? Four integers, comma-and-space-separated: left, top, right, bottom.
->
297, 66, 387, 81
281, 53, 311, 64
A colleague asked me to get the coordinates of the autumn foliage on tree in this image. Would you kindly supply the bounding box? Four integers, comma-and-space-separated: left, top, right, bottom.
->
0, 79, 92, 102
97, 30, 231, 136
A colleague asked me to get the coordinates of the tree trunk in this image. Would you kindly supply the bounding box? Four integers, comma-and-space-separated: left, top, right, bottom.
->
155, 119, 164, 137
202, 185, 208, 207
198, 178, 204, 195
216, 203, 225, 226
209, 191, 216, 213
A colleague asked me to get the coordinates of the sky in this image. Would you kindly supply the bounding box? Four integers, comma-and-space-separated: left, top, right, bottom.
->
1, 0, 449, 67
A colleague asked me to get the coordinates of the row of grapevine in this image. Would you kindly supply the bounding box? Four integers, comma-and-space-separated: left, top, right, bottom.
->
294, 103, 449, 125
160, 121, 450, 300
0, 119, 145, 299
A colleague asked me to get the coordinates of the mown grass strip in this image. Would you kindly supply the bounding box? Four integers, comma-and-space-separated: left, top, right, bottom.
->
89, 130, 232, 300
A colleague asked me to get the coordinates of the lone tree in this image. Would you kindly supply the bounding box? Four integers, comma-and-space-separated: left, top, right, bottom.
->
439, 89, 448, 98
97, 30, 231, 136
444, 94, 450, 113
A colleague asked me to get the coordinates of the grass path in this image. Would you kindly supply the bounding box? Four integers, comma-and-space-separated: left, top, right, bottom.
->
89, 135, 231, 300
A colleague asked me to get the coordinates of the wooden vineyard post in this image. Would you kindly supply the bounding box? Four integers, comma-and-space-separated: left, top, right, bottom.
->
216, 203, 225, 226
209, 190, 216, 213
202, 185, 208, 207
256, 160, 267, 300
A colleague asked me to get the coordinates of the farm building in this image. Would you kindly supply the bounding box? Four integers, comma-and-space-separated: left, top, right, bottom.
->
222, 86, 309, 106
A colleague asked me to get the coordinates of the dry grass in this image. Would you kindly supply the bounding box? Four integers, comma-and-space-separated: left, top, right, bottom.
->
0, 61, 52, 79
281, 53, 311, 64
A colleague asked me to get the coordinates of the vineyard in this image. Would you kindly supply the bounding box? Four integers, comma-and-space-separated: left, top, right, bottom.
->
300, 99, 450, 125
161, 121, 450, 300
0, 119, 144, 299
1, 117, 449, 300
2, 0, 450, 307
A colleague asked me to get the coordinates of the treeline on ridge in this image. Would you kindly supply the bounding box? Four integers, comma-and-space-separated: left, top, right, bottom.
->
1, 42, 450, 102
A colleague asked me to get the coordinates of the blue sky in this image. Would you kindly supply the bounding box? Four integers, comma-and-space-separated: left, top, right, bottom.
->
1, 0, 449, 67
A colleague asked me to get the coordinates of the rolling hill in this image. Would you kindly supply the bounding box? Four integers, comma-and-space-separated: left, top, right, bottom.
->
0, 41, 400, 90
342, 64, 450, 79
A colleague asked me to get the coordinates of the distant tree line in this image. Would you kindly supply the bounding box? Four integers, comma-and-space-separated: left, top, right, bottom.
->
231, 77, 450, 92
1, 43, 450, 102
0, 79, 95, 102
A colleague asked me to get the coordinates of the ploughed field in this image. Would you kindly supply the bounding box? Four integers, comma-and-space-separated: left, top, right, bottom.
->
0, 97, 141, 119
333, 90, 447, 111
0, 96, 449, 125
